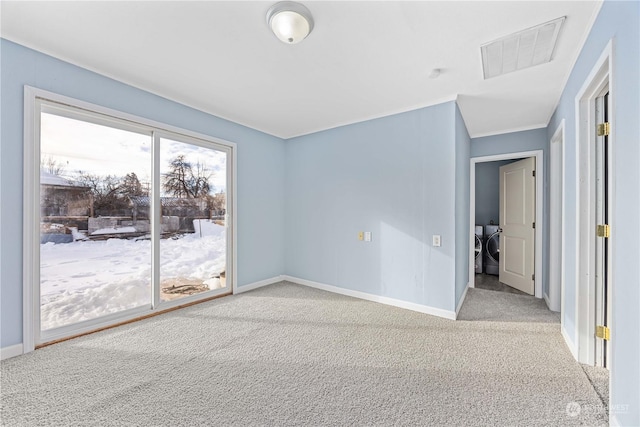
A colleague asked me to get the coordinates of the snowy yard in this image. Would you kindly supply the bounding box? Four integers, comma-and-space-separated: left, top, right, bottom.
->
40, 220, 226, 330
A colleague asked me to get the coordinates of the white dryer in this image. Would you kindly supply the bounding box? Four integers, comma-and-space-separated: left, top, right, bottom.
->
484, 224, 500, 276
474, 225, 484, 274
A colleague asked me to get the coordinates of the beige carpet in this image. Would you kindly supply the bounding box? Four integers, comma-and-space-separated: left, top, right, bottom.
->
458, 286, 560, 323
1, 282, 607, 426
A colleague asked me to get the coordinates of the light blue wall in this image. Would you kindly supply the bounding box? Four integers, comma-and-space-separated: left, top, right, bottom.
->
454, 104, 470, 307
0, 39, 286, 348
474, 160, 513, 226
547, 1, 640, 424
285, 102, 460, 313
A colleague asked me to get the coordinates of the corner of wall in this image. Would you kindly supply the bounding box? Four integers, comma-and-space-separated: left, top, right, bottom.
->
454, 103, 471, 308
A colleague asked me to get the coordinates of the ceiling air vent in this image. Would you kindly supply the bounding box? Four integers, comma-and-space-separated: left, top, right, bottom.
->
481, 17, 565, 79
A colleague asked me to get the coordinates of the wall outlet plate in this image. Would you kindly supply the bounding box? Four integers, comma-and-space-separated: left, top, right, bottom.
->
358, 231, 364, 241
364, 231, 372, 242
432, 235, 441, 247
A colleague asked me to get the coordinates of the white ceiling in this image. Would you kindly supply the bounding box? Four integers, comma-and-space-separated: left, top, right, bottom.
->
1, 1, 602, 139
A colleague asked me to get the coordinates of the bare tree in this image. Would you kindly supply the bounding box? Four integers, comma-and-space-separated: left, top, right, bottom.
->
119, 172, 145, 197
75, 172, 124, 214
190, 160, 212, 198
41, 155, 67, 176
72, 170, 149, 216
162, 155, 212, 198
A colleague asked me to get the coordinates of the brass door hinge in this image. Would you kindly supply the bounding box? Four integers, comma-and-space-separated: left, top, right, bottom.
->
596, 325, 611, 341
597, 122, 611, 136
596, 224, 611, 238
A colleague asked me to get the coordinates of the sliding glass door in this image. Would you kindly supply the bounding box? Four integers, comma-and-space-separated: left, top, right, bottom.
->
157, 136, 229, 303
31, 93, 233, 345
39, 106, 153, 333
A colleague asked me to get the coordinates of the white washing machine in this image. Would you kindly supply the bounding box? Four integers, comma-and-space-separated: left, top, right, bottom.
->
474, 225, 484, 274
484, 224, 500, 275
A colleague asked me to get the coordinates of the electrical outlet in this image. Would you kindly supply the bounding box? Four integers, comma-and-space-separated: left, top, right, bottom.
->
432, 235, 441, 247
358, 231, 364, 241
364, 231, 372, 242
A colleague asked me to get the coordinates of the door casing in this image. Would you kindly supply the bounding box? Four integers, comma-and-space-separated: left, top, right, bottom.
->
549, 120, 565, 313
469, 150, 544, 299
574, 40, 614, 367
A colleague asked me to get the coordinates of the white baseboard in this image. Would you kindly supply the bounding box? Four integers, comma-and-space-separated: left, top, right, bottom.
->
561, 325, 578, 360
455, 282, 470, 318
234, 275, 284, 294
283, 275, 456, 320
1, 343, 24, 360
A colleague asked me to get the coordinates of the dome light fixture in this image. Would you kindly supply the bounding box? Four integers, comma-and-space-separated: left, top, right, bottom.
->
266, 1, 314, 44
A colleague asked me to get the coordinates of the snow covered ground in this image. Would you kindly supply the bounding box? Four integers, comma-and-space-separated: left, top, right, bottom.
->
40, 220, 226, 330
90, 226, 137, 235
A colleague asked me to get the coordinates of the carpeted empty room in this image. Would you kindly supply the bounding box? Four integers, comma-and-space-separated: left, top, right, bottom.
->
1, 282, 607, 426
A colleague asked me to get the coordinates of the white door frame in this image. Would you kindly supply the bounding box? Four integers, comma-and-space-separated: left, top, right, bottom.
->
469, 150, 544, 299
573, 40, 614, 366
549, 120, 565, 313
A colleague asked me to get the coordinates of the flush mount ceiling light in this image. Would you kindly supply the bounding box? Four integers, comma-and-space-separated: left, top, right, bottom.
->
266, 1, 314, 44
481, 16, 566, 79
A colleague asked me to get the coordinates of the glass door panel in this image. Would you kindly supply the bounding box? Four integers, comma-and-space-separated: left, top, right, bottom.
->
39, 111, 152, 331
158, 137, 228, 302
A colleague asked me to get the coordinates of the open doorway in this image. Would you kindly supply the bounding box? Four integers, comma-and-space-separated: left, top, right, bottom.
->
474, 158, 525, 295
469, 150, 544, 300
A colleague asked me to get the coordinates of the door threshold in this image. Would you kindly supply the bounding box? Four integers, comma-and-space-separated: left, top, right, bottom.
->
36, 291, 232, 349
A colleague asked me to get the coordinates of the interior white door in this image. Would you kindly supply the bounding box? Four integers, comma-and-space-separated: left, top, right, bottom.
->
499, 157, 536, 295
594, 90, 611, 368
